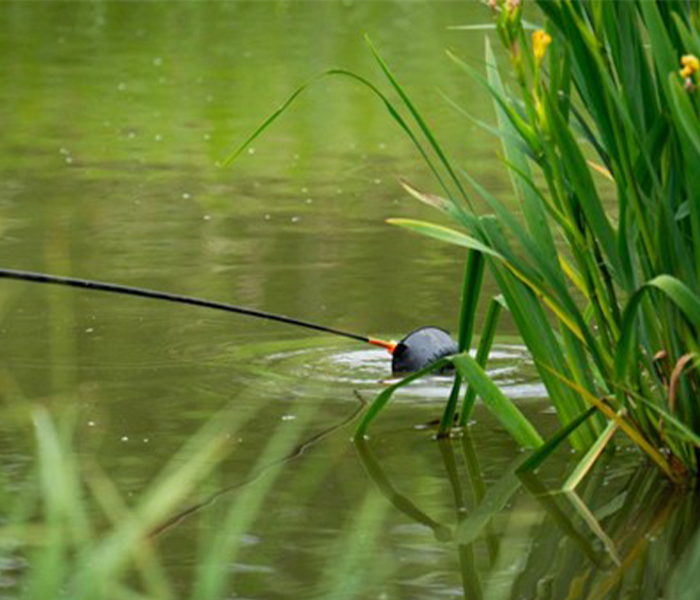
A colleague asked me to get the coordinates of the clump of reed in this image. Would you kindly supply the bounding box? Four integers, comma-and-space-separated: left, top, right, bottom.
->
230, 1, 700, 483
361, 0, 700, 483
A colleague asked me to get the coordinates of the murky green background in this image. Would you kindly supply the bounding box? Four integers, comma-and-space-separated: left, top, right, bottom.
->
0, 2, 697, 599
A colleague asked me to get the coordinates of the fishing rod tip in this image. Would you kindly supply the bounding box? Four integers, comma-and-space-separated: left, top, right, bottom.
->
368, 338, 398, 354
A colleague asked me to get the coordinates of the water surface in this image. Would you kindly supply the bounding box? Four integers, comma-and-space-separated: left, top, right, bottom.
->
0, 3, 697, 599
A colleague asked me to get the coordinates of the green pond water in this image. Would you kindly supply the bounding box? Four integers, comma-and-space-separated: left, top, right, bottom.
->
0, 2, 698, 599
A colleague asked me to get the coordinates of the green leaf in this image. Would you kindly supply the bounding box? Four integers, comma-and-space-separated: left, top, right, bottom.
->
354, 358, 452, 439
563, 417, 618, 491
221, 68, 455, 200
386, 218, 502, 258
451, 353, 543, 448
516, 407, 597, 475
365, 36, 470, 203
616, 275, 700, 381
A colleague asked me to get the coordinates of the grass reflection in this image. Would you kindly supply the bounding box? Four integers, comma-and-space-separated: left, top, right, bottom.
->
355, 433, 699, 600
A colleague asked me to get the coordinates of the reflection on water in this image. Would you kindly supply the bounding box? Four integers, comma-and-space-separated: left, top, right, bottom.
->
0, 1, 698, 599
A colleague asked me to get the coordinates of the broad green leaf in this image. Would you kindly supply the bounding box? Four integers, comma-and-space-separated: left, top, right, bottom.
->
451, 353, 543, 448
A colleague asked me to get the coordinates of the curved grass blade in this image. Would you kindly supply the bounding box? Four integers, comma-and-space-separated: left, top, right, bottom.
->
399, 178, 474, 223
222, 69, 454, 200
365, 35, 470, 203
354, 357, 451, 439
616, 275, 700, 381
386, 218, 502, 258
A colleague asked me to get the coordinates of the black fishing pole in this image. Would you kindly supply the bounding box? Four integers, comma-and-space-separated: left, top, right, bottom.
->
0, 267, 458, 372
0, 268, 395, 349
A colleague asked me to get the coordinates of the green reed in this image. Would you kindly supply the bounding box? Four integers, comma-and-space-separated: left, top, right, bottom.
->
379, 0, 700, 482
229, 1, 700, 482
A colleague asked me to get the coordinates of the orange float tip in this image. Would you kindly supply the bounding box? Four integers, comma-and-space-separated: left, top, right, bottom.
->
368, 338, 398, 354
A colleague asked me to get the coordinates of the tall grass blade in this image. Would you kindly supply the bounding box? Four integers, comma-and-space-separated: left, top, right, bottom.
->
459, 297, 503, 426
365, 35, 470, 202
438, 250, 485, 436
451, 353, 543, 448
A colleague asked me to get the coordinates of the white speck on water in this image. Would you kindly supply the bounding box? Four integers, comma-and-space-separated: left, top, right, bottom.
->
374, 178, 382, 185
117, 82, 127, 91
264, 214, 271, 220
121, 436, 129, 442
64, 157, 73, 164
305, 198, 313, 204
301, 187, 308, 193
87, 421, 96, 427
203, 133, 211, 141
378, 142, 387, 149
59, 147, 70, 155
336, 188, 343, 194
127, 131, 136, 139
154, 134, 162, 142
281, 415, 296, 421
85, 328, 94, 333
182, 192, 191, 200
238, 438, 243, 443
291, 216, 300, 223
143, 438, 150, 443
247, 147, 255, 155
203, 215, 211, 221
153, 57, 163, 67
